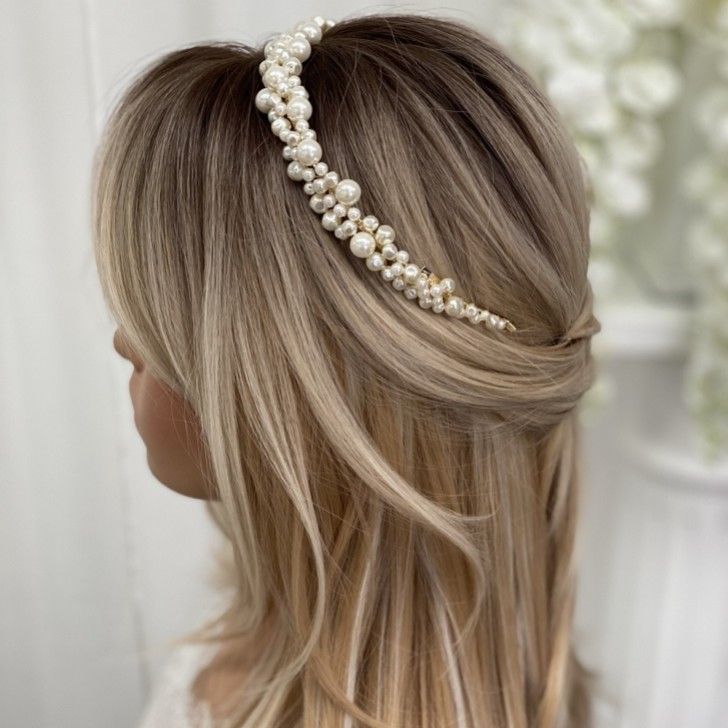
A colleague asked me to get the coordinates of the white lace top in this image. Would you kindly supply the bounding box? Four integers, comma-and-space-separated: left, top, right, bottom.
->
138, 642, 219, 727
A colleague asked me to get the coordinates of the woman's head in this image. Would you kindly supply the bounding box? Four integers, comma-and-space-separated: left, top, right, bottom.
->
93, 12, 598, 727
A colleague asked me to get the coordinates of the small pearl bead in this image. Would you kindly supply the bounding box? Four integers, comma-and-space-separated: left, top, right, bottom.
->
302, 168, 316, 182
390, 262, 404, 277
309, 194, 326, 213
362, 215, 379, 232
303, 181, 315, 195
324, 172, 340, 188
295, 119, 309, 131
271, 117, 290, 136
374, 224, 395, 245
322, 194, 335, 208
334, 220, 357, 239
284, 58, 302, 75
349, 231, 376, 258
465, 303, 478, 319
333, 203, 347, 217
440, 277, 455, 294
366, 252, 385, 271
419, 297, 433, 309
287, 161, 304, 180
392, 277, 406, 291
432, 301, 445, 314
445, 296, 464, 317
403, 263, 420, 284
334, 179, 361, 205
381, 267, 396, 281
347, 207, 361, 220
430, 284, 442, 298
404, 287, 418, 299
314, 162, 328, 176
321, 211, 339, 230
286, 96, 312, 121
381, 243, 397, 260
496, 319, 507, 330
394, 250, 409, 264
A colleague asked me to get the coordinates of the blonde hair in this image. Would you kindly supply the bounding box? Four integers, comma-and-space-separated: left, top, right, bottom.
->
92, 12, 600, 728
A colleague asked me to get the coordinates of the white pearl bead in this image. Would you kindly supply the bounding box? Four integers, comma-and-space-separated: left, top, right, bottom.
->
294, 20, 323, 43
496, 319, 507, 330
333, 203, 347, 216
419, 297, 433, 309
295, 119, 309, 131
403, 263, 420, 284
362, 215, 379, 231
381, 267, 396, 281
322, 193, 335, 208
324, 172, 340, 188
381, 243, 397, 260
392, 277, 406, 291
394, 250, 409, 264
271, 117, 290, 136
296, 139, 322, 166
465, 303, 478, 319
303, 181, 315, 194
440, 277, 455, 294
301, 168, 316, 182
289, 36, 311, 61
349, 231, 376, 258
284, 58, 302, 75
374, 224, 395, 245
312, 178, 326, 194
404, 287, 418, 299
263, 64, 287, 88
390, 262, 404, 277
445, 296, 464, 317
321, 211, 339, 230
314, 162, 328, 176
335, 220, 357, 239
287, 161, 304, 180
366, 252, 385, 271
255, 88, 275, 112
310, 194, 326, 213
282, 145, 294, 161
432, 301, 445, 314
334, 179, 361, 205
286, 96, 312, 121
430, 284, 442, 298
347, 207, 361, 220
487, 313, 499, 329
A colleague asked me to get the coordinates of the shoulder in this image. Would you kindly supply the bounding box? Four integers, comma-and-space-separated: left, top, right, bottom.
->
138, 641, 218, 728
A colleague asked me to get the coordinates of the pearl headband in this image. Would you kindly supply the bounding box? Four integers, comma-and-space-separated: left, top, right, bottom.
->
255, 16, 517, 333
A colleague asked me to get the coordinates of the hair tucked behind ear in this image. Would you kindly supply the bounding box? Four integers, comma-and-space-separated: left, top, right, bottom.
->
92, 12, 600, 728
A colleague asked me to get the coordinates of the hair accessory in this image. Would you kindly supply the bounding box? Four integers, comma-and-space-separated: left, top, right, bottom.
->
255, 16, 517, 333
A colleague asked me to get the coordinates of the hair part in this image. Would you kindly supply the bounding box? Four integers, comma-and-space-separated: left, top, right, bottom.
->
92, 12, 599, 727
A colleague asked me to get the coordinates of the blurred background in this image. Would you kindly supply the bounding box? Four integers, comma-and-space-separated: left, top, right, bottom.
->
2, 1, 727, 726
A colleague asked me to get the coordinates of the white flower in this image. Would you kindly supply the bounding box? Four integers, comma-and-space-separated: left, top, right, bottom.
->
594, 165, 651, 218
615, 58, 682, 116
565, 4, 635, 60
547, 62, 618, 134
624, 0, 685, 28
606, 119, 662, 169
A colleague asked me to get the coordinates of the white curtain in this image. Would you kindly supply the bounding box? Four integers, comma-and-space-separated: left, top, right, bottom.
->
2, 2, 726, 727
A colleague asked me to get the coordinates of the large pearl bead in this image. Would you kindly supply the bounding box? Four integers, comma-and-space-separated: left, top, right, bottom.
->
334, 179, 361, 205
445, 296, 464, 317
294, 20, 323, 43
349, 231, 376, 258
321, 211, 339, 230
289, 36, 311, 61
286, 96, 312, 121
296, 139, 322, 166
263, 64, 287, 88
403, 263, 420, 284
255, 88, 275, 112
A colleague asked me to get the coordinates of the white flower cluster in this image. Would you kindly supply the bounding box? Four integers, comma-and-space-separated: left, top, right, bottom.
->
255, 16, 516, 333
497, 0, 684, 297
499, 0, 728, 451
684, 1, 728, 454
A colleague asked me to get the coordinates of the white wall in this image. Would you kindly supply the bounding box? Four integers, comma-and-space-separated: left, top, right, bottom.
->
2, 2, 727, 727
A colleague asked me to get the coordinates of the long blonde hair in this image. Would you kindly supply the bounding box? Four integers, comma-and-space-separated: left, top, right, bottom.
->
92, 12, 600, 727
